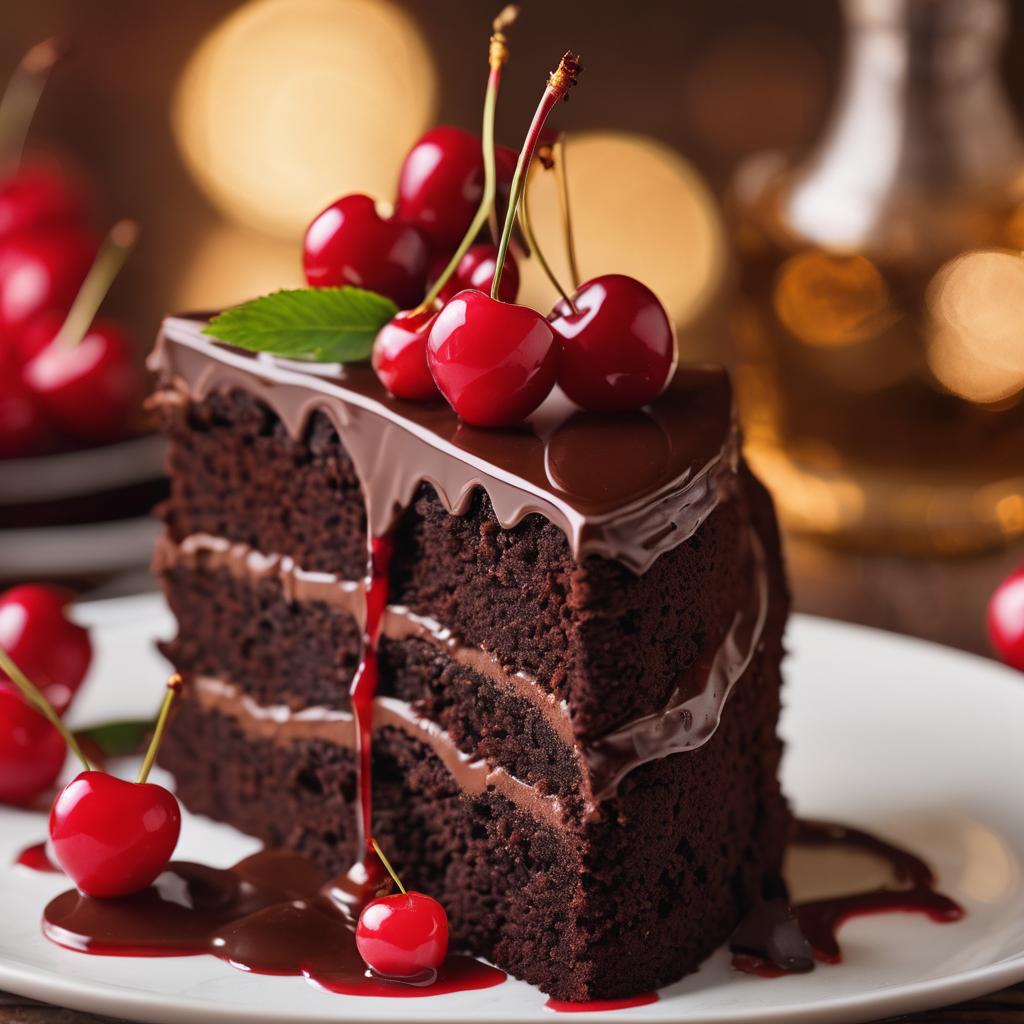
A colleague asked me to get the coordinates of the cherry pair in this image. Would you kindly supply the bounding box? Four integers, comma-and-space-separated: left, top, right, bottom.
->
302, 128, 517, 310
2, 642, 182, 898
427, 273, 675, 426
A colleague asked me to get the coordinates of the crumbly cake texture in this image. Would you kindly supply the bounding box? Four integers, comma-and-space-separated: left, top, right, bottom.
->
152, 321, 791, 1001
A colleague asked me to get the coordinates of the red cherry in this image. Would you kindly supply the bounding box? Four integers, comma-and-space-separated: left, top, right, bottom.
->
14, 309, 68, 365
0, 585, 91, 715
0, 227, 98, 336
549, 274, 677, 413
428, 244, 519, 305
49, 770, 181, 898
372, 308, 440, 401
0, 162, 90, 241
989, 565, 1024, 671
22, 320, 139, 444
426, 289, 560, 427
394, 127, 517, 248
356, 891, 449, 979
0, 683, 66, 806
0, 372, 45, 458
303, 194, 429, 309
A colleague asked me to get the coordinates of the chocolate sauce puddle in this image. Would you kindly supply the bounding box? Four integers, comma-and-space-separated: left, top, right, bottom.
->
730, 819, 964, 976
42, 849, 505, 997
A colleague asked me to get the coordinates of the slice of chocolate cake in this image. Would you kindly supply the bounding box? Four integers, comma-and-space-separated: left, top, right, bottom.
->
149, 313, 791, 1002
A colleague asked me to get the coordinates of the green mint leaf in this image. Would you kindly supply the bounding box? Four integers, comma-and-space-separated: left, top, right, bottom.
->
203, 287, 399, 363
75, 718, 154, 759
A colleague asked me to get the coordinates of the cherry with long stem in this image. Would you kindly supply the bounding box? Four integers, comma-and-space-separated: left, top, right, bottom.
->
54, 219, 137, 349
490, 52, 581, 301
412, 5, 518, 315
518, 161, 576, 312
552, 135, 580, 289
427, 53, 582, 427
0, 644, 91, 772
0, 38, 66, 172
137, 673, 182, 784
371, 837, 407, 894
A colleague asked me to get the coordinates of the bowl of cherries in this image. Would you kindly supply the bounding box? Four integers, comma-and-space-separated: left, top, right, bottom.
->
0, 40, 161, 578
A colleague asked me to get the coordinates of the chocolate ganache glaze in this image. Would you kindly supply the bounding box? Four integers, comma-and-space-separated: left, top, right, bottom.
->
149, 314, 740, 573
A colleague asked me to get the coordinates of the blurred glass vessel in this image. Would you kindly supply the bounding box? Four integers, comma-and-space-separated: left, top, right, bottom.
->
729, 0, 1024, 553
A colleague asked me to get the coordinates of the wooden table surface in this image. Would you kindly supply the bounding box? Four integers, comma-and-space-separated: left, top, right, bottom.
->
2, 534, 1023, 1023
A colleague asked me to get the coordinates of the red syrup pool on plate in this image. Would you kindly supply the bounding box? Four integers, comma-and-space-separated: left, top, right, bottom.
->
17, 842, 61, 873
546, 993, 659, 1012
730, 819, 964, 976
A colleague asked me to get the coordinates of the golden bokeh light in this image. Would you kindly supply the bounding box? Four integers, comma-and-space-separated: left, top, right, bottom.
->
173, 224, 304, 311
773, 252, 895, 348
518, 132, 726, 327
927, 249, 1024, 404
174, 0, 437, 239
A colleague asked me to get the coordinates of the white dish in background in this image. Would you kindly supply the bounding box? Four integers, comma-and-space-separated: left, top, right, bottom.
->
0, 435, 164, 579
0, 594, 1022, 1024
0, 435, 165, 505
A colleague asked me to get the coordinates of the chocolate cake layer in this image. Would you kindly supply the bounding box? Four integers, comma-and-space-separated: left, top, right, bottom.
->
150, 314, 792, 1000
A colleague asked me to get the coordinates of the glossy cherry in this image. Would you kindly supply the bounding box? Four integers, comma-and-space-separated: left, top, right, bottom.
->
0, 227, 97, 336
428, 244, 519, 305
988, 565, 1024, 672
0, 162, 90, 241
549, 274, 676, 412
22, 319, 139, 444
427, 289, 560, 427
394, 126, 516, 249
303, 194, 429, 309
0, 372, 45, 458
0, 584, 91, 715
49, 770, 181, 898
372, 307, 440, 401
0, 683, 66, 805
356, 891, 449, 979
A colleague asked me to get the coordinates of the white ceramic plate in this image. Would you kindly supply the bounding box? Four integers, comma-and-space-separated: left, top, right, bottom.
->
0, 594, 1022, 1024
0, 436, 165, 578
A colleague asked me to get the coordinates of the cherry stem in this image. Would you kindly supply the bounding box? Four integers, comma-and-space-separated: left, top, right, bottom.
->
0, 38, 67, 173
518, 168, 577, 312
136, 673, 182, 785
56, 219, 138, 348
491, 52, 582, 302
553, 136, 581, 289
413, 5, 518, 315
0, 643, 91, 772
370, 837, 407, 895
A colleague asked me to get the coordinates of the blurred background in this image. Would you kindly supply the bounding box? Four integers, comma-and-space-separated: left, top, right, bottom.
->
1, 0, 1022, 656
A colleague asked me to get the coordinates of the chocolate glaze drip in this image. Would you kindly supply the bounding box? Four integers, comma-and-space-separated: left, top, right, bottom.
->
156, 529, 768, 814
730, 820, 964, 976
42, 850, 506, 997
149, 315, 740, 574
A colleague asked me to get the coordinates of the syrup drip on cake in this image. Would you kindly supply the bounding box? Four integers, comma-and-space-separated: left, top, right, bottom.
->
42, 849, 505, 996
729, 819, 964, 976
331, 535, 393, 908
